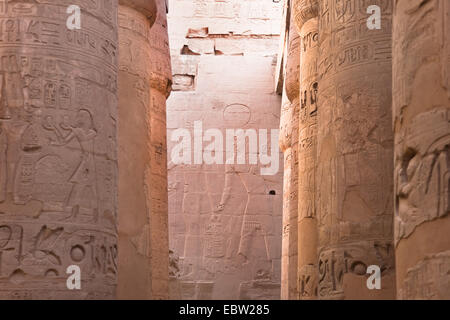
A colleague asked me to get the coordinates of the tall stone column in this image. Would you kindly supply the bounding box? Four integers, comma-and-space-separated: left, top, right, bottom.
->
117, 0, 171, 299
280, 87, 294, 300
280, 11, 301, 300
316, 0, 395, 299
292, 0, 319, 300
0, 0, 119, 299
393, 0, 450, 300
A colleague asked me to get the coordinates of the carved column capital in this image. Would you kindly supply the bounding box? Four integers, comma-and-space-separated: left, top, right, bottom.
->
148, 0, 172, 97
119, 0, 158, 26
292, 0, 319, 33
118, 0, 172, 97
284, 22, 300, 104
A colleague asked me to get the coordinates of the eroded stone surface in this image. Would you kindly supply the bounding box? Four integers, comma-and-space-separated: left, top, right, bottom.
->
0, 0, 119, 299
393, 0, 450, 299
280, 8, 300, 300
167, 0, 283, 300
117, 0, 171, 299
316, 0, 395, 299
296, 10, 319, 300
398, 251, 450, 300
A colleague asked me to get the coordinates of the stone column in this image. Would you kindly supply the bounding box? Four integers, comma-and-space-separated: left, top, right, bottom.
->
316, 0, 395, 299
117, 0, 171, 299
393, 0, 450, 300
280, 11, 301, 300
0, 0, 119, 299
292, 0, 319, 300
280, 86, 293, 300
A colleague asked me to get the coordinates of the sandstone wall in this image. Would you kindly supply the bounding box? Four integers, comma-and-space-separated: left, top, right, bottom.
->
117, 0, 171, 300
393, 0, 450, 300
0, 0, 118, 299
167, 0, 284, 300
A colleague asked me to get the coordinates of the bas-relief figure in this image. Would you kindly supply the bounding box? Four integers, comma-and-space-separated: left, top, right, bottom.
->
279, 10, 300, 300
0, 0, 445, 301
166, 0, 284, 300
316, 0, 395, 299
393, 0, 450, 299
0, 0, 119, 299
172, 160, 281, 300
296, 6, 319, 299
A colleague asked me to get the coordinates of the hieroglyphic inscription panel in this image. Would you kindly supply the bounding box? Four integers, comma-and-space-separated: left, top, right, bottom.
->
297, 15, 319, 300
316, 0, 395, 299
280, 13, 300, 300
393, 0, 450, 299
0, 0, 118, 299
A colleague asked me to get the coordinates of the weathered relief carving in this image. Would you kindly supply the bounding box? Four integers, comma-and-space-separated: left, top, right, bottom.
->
292, 0, 319, 33
393, 0, 450, 299
0, 0, 119, 299
280, 10, 300, 300
316, 0, 395, 299
395, 110, 450, 241
298, 264, 317, 298
393, 0, 450, 241
167, 0, 283, 300
398, 251, 450, 300
318, 241, 394, 299
294, 0, 319, 298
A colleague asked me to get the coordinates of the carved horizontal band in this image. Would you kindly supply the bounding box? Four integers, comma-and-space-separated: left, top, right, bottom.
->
119, 0, 158, 26
292, 0, 319, 32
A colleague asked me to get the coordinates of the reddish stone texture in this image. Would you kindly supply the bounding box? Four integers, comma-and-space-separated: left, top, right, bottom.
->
167, 0, 284, 300
0, 0, 447, 301
280, 4, 300, 300
0, 0, 119, 299
117, 0, 171, 299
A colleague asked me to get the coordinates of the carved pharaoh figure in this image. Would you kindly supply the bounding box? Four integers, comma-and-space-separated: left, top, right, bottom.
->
315, 0, 396, 299
0, 0, 119, 299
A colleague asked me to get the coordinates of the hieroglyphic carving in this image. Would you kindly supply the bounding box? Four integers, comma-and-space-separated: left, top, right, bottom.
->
0, 0, 118, 299
394, 110, 450, 241
298, 17, 318, 222
318, 241, 394, 299
316, 0, 395, 299
279, 10, 300, 299
295, 2, 319, 298
393, 0, 450, 299
292, 0, 319, 34
167, 0, 283, 300
298, 264, 317, 298
398, 251, 450, 300
393, 0, 450, 242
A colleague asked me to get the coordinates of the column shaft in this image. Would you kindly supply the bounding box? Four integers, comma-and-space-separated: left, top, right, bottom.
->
393, 0, 450, 300
294, 0, 319, 298
316, 0, 395, 299
0, 0, 119, 299
117, 0, 171, 299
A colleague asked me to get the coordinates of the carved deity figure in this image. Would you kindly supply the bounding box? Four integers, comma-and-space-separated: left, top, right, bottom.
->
48, 109, 98, 218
